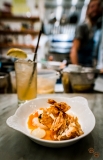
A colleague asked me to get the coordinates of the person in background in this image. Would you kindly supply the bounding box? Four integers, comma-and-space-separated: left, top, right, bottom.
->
70, 0, 102, 67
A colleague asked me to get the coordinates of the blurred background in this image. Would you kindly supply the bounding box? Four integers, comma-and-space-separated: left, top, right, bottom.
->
0, 0, 103, 93
0, 0, 97, 64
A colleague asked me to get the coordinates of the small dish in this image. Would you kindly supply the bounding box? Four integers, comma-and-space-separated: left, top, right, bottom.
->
6, 96, 95, 148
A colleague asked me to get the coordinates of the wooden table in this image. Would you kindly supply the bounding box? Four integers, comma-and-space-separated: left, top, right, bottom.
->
0, 94, 103, 160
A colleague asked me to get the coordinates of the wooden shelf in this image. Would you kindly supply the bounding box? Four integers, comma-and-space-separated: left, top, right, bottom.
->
0, 15, 40, 22
0, 43, 36, 49
0, 30, 39, 35
0, 15, 40, 53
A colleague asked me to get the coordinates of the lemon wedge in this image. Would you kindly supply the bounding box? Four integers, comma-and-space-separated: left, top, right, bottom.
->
7, 48, 27, 59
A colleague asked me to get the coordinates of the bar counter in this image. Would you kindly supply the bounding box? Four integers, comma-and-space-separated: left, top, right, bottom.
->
0, 93, 103, 160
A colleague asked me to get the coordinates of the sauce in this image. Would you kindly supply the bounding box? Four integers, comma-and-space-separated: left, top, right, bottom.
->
27, 110, 54, 140
27, 112, 38, 130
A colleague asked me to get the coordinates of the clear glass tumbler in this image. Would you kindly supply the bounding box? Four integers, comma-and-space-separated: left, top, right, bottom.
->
10, 71, 17, 93
0, 72, 9, 93
15, 60, 37, 105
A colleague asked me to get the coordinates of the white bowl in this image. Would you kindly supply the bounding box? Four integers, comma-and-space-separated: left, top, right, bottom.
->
6, 96, 95, 148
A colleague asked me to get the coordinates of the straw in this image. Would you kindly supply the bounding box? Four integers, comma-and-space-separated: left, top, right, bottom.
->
33, 30, 42, 61
32, 30, 42, 73
23, 30, 42, 97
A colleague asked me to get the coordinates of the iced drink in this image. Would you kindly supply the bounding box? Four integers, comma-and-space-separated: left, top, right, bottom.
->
15, 60, 37, 105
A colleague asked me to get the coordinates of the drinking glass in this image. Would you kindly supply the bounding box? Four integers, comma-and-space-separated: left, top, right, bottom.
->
15, 60, 37, 105
0, 72, 9, 93
10, 71, 17, 93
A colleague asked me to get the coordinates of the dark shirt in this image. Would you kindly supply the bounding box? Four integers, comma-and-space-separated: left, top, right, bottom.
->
74, 21, 98, 67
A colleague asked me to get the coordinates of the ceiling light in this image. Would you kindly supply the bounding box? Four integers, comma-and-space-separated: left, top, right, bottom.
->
84, 0, 90, 5
56, 0, 62, 5
71, 0, 78, 6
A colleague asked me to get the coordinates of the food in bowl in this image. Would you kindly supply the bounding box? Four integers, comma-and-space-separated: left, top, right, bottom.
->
6, 96, 95, 147
27, 99, 84, 141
